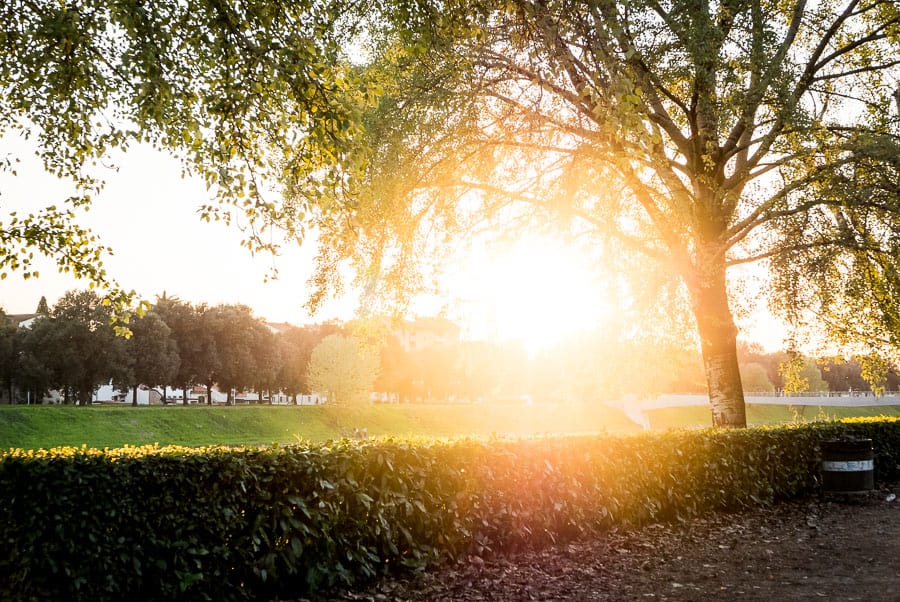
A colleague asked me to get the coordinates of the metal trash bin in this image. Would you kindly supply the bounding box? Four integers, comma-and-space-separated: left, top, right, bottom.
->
821, 438, 874, 493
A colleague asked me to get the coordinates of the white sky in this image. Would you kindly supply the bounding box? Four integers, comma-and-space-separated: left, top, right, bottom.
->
0, 133, 355, 325
1, 132, 789, 352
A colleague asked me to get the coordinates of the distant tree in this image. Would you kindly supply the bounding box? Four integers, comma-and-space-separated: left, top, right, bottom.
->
413, 344, 460, 402
50, 290, 127, 405
154, 296, 208, 404
277, 327, 315, 402
248, 323, 279, 404
611, 340, 706, 398
16, 319, 55, 403
207, 304, 275, 404
308, 334, 378, 405
35, 296, 49, 315
856, 353, 896, 396
194, 305, 223, 405
456, 341, 530, 402
277, 323, 345, 402
886, 367, 900, 393
0, 309, 19, 403
819, 357, 870, 393
740, 363, 775, 393
803, 359, 829, 393
118, 311, 179, 406
374, 334, 416, 402
208, 305, 247, 403
780, 354, 828, 394
737, 343, 789, 392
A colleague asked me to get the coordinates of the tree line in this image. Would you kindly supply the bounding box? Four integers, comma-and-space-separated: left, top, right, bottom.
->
4, 290, 897, 408
0, 290, 535, 406
0, 291, 352, 405
0, 290, 532, 406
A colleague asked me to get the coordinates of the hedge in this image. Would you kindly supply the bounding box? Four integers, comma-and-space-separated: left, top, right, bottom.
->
1, 417, 898, 601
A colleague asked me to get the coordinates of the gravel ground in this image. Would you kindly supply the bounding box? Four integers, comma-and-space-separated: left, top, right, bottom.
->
319, 483, 900, 601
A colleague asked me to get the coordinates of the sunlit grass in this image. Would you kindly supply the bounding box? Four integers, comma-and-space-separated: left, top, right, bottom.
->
7, 402, 899, 450
648, 403, 900, 430
0, 402, 641, 450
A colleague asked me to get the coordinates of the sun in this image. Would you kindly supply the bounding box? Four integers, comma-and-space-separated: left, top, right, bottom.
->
447, 235, 614, 353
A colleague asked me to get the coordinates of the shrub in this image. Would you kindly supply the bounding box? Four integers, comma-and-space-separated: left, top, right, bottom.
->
1, 418, 898, 600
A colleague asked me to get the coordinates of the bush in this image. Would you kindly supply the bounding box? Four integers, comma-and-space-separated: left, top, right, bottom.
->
1, 418, 898, 600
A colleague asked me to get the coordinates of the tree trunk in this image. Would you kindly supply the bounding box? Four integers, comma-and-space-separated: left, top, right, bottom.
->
132, 384, 138, 406
690, 261, 747, 428
206, 383, 213, 405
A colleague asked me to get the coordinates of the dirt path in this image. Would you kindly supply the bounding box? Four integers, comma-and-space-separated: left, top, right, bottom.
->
330, 485, 900, 601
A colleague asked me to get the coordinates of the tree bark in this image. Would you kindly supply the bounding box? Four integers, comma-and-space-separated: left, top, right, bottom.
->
690, 260, 747, 428
132, 384, 138, 406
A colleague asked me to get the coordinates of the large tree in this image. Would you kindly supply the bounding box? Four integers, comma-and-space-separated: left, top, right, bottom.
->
296, 0, 900, 426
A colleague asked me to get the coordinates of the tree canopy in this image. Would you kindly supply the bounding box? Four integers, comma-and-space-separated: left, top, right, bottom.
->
1, 0, 372, 307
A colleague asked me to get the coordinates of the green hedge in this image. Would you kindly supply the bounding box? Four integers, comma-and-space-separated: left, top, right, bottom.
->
1, 418, 898, 601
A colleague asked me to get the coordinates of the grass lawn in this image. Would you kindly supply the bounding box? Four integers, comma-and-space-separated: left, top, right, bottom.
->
0, 402, 641, 450
647, 403, 900, 430
8, 400, 894, 450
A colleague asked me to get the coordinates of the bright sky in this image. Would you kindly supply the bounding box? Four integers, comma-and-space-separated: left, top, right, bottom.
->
1, 133, 789, 352
0, 133, 355, 325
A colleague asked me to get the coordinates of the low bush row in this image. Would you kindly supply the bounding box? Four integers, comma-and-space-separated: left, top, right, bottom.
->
1, 417, 898, 601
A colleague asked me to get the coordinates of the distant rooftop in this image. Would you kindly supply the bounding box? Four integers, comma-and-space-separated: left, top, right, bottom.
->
5, 313, 40, 327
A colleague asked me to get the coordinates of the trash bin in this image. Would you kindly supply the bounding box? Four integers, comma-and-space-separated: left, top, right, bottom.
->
821, 438, 874, 493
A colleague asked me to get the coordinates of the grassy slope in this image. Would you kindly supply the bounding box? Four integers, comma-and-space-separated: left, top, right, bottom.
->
648, 403, 900, 430
7, 401, 895, 450
0, 402, 641, 450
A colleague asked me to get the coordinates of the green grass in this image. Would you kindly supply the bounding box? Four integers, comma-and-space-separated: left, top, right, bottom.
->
8, 401, 898, 450
0, 402, 641, 450
648, 403, 900, 430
